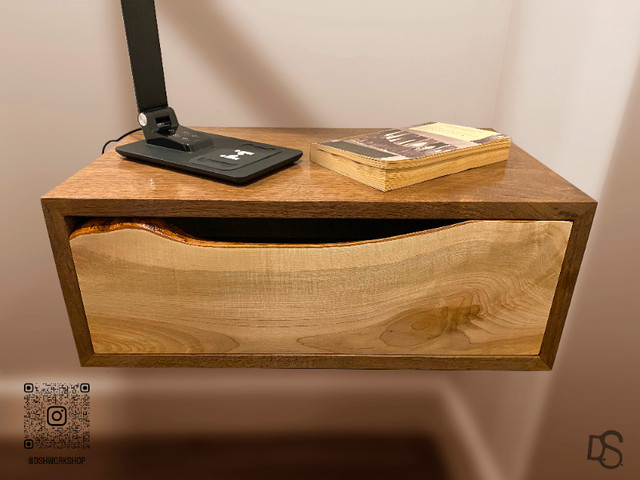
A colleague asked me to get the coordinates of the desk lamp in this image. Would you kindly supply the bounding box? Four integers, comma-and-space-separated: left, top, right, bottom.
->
116, 0, 302, 183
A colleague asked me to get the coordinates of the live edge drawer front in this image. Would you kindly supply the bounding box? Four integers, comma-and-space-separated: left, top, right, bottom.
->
69, 219, 571, 358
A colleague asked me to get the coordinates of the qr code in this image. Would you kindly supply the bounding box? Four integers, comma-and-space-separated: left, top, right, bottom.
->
24, 383, 90, 449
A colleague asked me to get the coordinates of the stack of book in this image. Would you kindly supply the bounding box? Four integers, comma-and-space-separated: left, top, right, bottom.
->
310, 122, 510, 191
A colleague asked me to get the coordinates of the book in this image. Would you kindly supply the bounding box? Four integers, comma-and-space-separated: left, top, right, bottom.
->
310, 122, 510, 191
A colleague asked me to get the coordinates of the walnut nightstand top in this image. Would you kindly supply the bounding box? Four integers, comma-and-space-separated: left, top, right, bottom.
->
42, 127, 594, 220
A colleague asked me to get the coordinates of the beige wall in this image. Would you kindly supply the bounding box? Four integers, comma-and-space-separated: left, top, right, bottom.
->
1, 1, 639, 479
493, 2, 640, 479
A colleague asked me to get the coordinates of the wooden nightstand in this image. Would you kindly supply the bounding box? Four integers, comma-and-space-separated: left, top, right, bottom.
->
42, 127, 596, 370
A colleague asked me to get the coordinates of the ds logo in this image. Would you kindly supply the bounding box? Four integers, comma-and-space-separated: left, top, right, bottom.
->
587, 430, 623, 469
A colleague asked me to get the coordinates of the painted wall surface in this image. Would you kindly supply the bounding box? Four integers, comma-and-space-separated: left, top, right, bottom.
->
1, 1, 639, 479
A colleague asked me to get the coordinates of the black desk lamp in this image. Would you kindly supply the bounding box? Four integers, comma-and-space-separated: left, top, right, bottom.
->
116, 0, 302, 183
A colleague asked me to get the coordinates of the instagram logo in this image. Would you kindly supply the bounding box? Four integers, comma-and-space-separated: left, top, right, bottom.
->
47, 406, 67, 426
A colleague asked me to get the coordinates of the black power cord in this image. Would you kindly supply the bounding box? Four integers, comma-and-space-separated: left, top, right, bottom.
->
101, 127, 142, 154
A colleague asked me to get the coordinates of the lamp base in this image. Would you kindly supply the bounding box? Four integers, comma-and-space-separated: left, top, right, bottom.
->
116, 130, 302, 184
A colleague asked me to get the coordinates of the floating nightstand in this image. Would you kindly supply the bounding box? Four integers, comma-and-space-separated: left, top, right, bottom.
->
42, 127, 596, 369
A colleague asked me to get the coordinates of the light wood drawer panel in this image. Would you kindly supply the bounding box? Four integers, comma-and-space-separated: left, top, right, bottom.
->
69, 220, 571, 357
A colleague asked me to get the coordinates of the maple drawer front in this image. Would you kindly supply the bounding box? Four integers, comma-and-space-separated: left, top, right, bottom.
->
69, 219, 571, 360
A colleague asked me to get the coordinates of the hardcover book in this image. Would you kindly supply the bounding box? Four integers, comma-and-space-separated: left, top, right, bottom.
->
310, 122, 510, 191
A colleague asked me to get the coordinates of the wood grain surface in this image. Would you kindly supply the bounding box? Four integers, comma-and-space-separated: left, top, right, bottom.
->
42, 127, 593, 220
70, 219, 571, 357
